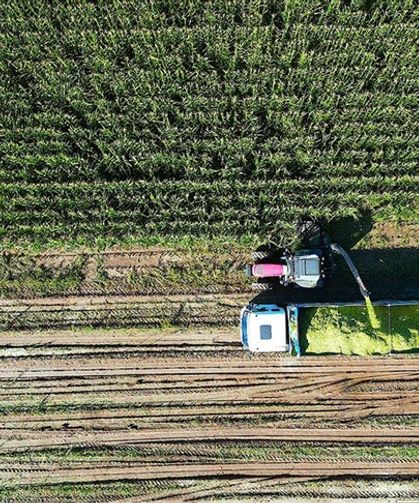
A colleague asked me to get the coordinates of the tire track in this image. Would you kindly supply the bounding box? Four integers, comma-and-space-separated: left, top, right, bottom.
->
1, 328, 418, 497
1, 461, 418, 486
2, 427, 418, 454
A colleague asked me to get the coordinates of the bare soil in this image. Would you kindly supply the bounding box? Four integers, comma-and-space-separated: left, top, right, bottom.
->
356, 222, 419, 249
0, 293, 249, 330
0, 221, 417, 499
0, 327, 418, 499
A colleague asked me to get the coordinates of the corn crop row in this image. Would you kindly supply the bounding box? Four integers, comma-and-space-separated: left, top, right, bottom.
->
0, 178, 416, 239
0, 0, 417, 242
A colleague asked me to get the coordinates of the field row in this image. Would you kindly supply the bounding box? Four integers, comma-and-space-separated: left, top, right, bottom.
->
1, 155, 418, 184
1, 178, 417, 241
0, 326, 418, 499
2, 461, 418, 487
1, 0, 416, 30
4, 427, 418, 454
1, 478, 418, 502
3, 93, 417, 129
0, 294, 247, 330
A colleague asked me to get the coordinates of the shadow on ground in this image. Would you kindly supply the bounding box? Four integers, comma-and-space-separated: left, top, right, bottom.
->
254, 247, 419, 304
248, 212, 419, 355
252, 211, 419, 305
324, 213, 374, 249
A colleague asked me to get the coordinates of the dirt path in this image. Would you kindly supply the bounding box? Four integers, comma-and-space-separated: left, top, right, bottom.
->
1, 327, 418, 499
1, 461, 418, 486
2, 427, 419, 454
0, 293, 249, 330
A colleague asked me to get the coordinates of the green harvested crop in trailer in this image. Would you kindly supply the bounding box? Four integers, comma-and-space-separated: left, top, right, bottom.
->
301, 304, 419, 355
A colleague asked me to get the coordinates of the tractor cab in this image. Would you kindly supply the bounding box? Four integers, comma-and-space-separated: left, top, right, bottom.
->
247, 249, 325, 290
291, 250, 322, 288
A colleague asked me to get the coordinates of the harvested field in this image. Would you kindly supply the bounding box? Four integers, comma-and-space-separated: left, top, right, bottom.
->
0, 327, 418, 500
0, 293, 247, 330
0, 246, 252, 299
1, 0, 418, 499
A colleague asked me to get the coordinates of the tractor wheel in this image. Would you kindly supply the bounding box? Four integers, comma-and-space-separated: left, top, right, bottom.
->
251, 282, 273, 291
252, 251, 270, 260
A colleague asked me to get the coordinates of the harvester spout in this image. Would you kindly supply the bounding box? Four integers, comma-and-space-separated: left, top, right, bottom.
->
330, 243, 370, 299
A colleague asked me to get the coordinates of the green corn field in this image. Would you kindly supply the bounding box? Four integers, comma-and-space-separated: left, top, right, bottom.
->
0, 0, 418, 246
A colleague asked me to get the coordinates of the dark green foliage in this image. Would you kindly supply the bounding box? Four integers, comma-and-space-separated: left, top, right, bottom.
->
0, 0, 418, 243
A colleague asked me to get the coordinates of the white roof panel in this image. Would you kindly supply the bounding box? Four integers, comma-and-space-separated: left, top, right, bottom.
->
246, 308, 288, 352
